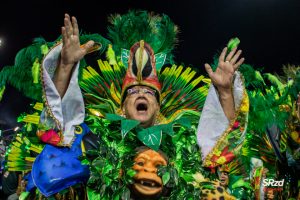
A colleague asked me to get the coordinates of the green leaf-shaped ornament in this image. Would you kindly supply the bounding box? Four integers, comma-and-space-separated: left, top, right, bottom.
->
155, 53, 167, 71
105, 113, 125, 121
162, 171, 171, 185
137, 127, 162, 151
227, 37, 240, 52
121, 49, 130, 68
121, 119, 140, 138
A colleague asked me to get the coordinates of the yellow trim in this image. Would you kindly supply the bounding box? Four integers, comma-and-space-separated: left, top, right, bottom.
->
40, 41, 69, 147
137, 40, 145, 82
203, 77, 249, 167
40, 42, 62, 127
81, 141, 86, 156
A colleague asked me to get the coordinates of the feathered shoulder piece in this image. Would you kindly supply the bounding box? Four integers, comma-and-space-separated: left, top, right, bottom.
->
0, 37, 54, 101
0, 34, 109, 102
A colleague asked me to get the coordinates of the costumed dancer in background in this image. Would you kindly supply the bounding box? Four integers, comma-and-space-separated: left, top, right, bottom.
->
238, 65, 300, 199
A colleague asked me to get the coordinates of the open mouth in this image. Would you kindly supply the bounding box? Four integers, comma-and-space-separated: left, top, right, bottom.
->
134, 178, 162, 195
136, 179, 161, 188
136, 103, 148, 112
220, 178, 227, 185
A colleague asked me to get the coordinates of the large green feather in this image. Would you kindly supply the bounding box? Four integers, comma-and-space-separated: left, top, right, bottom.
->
107, 10, 178, 64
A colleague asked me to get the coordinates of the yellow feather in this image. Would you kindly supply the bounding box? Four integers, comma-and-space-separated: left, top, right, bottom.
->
22, 114, 40, 124
106, 44, 117, 65
33, 102, 43, 111
110, 82, 121, 105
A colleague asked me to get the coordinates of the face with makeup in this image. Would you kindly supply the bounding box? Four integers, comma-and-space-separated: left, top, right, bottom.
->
218, 168, 229, 187
123, 85, 160, 128
132, 147, 167, 197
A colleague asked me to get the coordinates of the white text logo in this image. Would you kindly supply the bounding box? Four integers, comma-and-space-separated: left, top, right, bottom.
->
262, 179, 284, 187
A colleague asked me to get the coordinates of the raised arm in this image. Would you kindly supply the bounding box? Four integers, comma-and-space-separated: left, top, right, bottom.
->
204, 47, 244, 121
54, 14, 94, 97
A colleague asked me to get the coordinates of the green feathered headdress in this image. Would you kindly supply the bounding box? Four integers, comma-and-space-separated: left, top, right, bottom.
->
107, 10, 178, 64
81, 10, 209, 124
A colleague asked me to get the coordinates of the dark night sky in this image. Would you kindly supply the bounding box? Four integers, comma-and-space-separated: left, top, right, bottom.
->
0, 0, 300, 129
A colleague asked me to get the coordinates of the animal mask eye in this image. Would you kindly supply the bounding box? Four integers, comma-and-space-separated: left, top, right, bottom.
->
141, 57, 152, 78
155, 164, 162, 168
132, 50, 152, 79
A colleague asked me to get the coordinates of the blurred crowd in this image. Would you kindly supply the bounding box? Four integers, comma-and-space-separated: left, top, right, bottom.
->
0, 138, 19, 200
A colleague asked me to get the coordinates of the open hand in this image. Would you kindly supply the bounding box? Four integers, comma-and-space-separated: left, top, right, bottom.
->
205, 47, 244, 93
60, 14, 94, 69
54, 14, 95, 97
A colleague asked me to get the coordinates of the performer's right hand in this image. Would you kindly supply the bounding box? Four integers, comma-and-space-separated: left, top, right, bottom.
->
59, 13, 94, 71
54, 14, 94, 97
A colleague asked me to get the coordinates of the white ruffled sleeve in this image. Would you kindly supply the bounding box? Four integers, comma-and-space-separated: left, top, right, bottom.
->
197, 72, 245, 161
39, 43, 85, 146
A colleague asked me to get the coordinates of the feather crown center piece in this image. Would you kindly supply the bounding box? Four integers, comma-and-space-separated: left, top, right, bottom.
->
121, 40, 162, 104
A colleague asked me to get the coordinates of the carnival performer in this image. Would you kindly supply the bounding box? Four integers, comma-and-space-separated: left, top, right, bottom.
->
43, 12, 244, 199
1, 10, 250, 199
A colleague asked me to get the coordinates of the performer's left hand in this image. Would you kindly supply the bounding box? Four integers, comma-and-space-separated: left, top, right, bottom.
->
204, 46, 245, 120
205, 47, 244, 95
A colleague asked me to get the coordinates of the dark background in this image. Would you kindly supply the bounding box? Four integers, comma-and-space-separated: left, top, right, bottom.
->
0, 0, 300, 131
